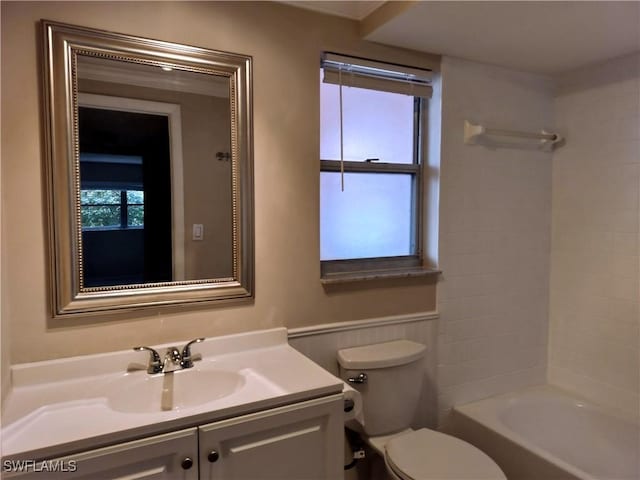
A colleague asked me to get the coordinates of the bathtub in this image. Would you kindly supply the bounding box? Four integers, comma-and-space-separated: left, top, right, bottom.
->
448, 385, 639, 480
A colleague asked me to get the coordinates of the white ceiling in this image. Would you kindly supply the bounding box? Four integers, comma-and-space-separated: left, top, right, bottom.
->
284, 1, 640, 75
283, 1, 385, 20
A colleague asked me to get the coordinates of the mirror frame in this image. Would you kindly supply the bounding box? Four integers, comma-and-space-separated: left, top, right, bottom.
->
42, 20, 254, 317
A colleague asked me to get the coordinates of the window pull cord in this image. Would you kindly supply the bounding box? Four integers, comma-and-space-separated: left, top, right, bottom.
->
339, 67, 344, 192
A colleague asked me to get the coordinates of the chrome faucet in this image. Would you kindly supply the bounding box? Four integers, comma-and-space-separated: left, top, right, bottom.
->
181, 338, 204, 369
133, 346, 163, 374
163, 346, 183, 373
133, 337, 205, 374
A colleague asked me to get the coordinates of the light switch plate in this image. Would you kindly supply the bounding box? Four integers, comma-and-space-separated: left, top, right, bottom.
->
192, 224, 204, 241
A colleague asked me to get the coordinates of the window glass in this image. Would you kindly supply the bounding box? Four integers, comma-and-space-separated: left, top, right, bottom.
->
320, 172, 414, 260
126, 190, 144, 227
320, 78, 414, 164
81, 189, 144, 229
81, 190, 121, 228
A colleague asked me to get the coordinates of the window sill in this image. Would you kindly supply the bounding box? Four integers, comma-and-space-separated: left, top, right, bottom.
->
320, 266, 441, 285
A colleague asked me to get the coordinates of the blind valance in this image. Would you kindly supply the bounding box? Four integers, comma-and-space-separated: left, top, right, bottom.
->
321, 53, 432, 98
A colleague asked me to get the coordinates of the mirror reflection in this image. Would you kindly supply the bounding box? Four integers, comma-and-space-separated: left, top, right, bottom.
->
76, 55, 234, 287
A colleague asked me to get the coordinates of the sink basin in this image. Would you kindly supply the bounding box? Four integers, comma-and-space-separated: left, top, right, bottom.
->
108, 368, 246, 413
2, 329, 347, 459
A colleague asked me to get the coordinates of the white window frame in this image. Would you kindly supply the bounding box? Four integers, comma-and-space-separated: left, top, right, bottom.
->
319, 53, 436, 283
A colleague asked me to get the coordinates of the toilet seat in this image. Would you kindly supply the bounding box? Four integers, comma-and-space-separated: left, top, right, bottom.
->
384, 429, 506, 480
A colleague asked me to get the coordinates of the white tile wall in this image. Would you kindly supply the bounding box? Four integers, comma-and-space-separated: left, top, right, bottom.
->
436, 57, 554, 422
289, 315, 439, 428
548, 53, 640, 416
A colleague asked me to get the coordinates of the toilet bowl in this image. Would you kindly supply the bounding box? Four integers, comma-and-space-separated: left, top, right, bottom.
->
338, 340, 506, 480
373, 428, 505, 480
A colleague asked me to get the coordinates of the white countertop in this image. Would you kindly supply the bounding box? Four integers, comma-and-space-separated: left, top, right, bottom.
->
1, 328, 343, 460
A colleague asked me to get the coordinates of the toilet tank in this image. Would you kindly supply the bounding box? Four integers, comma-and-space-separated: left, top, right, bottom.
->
338, 340, 426, 436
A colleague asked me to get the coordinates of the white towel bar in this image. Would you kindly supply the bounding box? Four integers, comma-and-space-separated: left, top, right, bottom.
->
464, 120, 563, 149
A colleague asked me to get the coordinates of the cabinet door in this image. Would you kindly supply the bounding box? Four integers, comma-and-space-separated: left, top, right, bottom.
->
4, 428, 198, 480
199, 395, 343, 480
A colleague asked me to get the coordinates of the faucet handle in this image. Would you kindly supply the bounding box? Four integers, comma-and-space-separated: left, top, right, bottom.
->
181, 338, 205, 369
133, 346, 163, 374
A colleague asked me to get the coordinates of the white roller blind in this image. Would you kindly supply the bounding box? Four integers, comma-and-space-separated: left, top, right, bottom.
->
322, 53, 432, 99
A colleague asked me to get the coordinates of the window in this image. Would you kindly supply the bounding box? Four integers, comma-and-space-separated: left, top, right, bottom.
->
79, 153, 145, 230
320, 53, 434, 281
81, 189, 144, 229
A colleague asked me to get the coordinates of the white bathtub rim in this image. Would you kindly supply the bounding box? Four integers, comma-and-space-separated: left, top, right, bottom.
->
453, 384, 639, 480
458, 383, 639, 425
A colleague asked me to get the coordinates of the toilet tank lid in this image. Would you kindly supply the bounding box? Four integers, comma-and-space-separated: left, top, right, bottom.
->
337, 340, 426, 369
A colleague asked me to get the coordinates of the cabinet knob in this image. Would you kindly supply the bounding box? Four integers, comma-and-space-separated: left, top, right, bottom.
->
181, 457, 194, 470
208, 450, 220, 463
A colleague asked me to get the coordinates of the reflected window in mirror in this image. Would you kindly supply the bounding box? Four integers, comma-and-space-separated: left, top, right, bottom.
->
80, 152, 146, 231
80, 187, 145, 229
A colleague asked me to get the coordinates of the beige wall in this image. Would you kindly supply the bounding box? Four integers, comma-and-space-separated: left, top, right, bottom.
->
548, 53, 640, 416
181, 93, 233, 280
1, 111, 9, 410
0, 1, 439, 366
437, 57, 553, 422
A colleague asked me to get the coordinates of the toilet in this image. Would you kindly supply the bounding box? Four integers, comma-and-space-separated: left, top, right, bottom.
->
338, 340, 506, 480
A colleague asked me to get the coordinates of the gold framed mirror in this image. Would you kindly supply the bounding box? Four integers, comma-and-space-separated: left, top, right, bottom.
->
42, 20, 254, 317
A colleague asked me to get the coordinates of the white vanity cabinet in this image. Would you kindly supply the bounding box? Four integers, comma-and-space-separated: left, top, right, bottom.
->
5, 395, 343, 480
199, 395, 343, 480
2, 329, 347, 479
